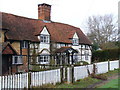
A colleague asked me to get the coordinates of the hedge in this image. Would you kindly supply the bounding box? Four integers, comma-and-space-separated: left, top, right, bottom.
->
92, 48, 120, 62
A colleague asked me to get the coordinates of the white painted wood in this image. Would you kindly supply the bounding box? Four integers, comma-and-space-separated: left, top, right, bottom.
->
40, 27, 50, 35
96, 61, 108, 74
30, 69, 61, 87
110, 60, 119, 70
73, 32, 79, 39
0, 60, 118, 89
74, 66, 88, 81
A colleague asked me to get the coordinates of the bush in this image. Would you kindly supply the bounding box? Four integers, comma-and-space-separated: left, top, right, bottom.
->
75, 61, 89, 66
92, 48, 120, 62
90, 73, 107, 80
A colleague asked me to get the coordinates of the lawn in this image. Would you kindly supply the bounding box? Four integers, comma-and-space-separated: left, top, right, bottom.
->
33, 77, 101, 88
98, 77, 120, 89
55, 77, 101, 88
33, 69, 119, 89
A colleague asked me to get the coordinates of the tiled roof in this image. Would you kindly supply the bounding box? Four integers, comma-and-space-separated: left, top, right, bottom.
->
1, 12, 91, 45
55, 47, 78, 53
1, 42, 18, 55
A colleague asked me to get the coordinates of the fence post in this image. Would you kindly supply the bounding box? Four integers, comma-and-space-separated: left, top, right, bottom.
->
60, 66, 64, 83
108, 59, 110, 71
71, 65, 74, 83
67, 65, 74, 84
28, 72, 31, 89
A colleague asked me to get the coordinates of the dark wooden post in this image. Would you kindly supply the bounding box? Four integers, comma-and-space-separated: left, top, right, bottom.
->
71, 65, 74, 83
27, 41, 31, 89
60, 66, 64, 83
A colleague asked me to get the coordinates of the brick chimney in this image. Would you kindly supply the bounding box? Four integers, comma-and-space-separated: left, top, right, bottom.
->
38, 3, 51, 21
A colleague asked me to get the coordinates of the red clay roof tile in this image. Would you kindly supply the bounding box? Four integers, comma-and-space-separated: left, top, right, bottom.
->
1, 12, 91, 45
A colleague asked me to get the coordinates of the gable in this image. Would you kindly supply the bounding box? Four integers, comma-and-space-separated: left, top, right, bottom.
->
40, 27, 50, 35
2, 45, 17, 55
73, 32, 79, 39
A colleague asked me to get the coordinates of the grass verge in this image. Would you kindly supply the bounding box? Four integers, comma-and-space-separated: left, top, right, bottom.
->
33, 69, 119, 88
98, 78, 119, 88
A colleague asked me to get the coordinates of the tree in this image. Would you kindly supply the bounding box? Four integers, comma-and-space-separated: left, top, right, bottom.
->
86, 14, 118, 48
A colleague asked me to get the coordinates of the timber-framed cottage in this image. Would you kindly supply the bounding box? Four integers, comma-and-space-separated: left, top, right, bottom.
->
0, 3, 92, 75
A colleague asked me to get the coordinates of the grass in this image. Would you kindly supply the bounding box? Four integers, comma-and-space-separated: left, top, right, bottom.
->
98, 78, 119, 88
101, 69, 119, 77
55, 77, 101, 88
33, 77, 101, 88
32, 76, 101, 88
33, 69, 119, 88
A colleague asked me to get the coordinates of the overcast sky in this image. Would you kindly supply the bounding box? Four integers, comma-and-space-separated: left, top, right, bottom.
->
0, 0, 119, 33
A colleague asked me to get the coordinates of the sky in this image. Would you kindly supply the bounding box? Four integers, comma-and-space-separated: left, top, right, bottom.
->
0, 0, 119, 34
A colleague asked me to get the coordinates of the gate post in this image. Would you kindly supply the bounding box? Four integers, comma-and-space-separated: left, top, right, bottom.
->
60, 66, 64, 83
67, 65, 74, 84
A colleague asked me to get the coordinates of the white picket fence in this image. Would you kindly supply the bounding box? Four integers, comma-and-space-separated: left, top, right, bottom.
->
31, 69, 61, 87
0, 60, 119, 89
110, 60, 119, 70
0, 73, 28, 89
96, 61, 109, 74
74, 60, 119, 81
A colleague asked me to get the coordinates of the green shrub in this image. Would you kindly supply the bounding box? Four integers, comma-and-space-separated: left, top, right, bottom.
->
75, 61, 89, 66
92, 48, 120, 62
90, 73, 107, 80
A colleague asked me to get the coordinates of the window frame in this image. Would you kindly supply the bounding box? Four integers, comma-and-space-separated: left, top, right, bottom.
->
72, 38, 79, 46
12, 55, 23, 65
21, 41, 28, 48
38, 55, 50, 64
40, 34, 50, 44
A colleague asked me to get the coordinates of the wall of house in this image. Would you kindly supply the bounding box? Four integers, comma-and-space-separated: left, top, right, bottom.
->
0, 30, 5, 43
54, 43, 92, 64
39, 27, 50, 53
22, 49, 28, 55
18, 56, 28, 72
11, 41, 20, 54
72, 45, 92, 64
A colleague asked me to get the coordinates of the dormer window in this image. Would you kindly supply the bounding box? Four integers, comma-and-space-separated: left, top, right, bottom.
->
72, 38, 79, 45
40, 35, 49, 43
72, 32, 79, 46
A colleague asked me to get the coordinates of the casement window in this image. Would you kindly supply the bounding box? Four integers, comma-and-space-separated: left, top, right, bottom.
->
40, 35, 49, 43
72, 38, 79, 45
38, 55, 49, 64
21, 41, 28, 48
12, 56, 23, 64
85, 45, 89, 50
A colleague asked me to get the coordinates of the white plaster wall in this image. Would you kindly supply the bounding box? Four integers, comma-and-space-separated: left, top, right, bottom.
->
73, 32, 79, 39
56, 42, 92, 64
39, 26, 50, 53
39, 44, 50, 52
40, 27, 50, 35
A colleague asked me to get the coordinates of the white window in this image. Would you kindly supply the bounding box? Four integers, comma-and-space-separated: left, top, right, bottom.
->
21, 41, 28, 48
40, 35, 49, 43
72, 38, 79, 45
12, 56, 23, 64
38, 55, 49, 64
